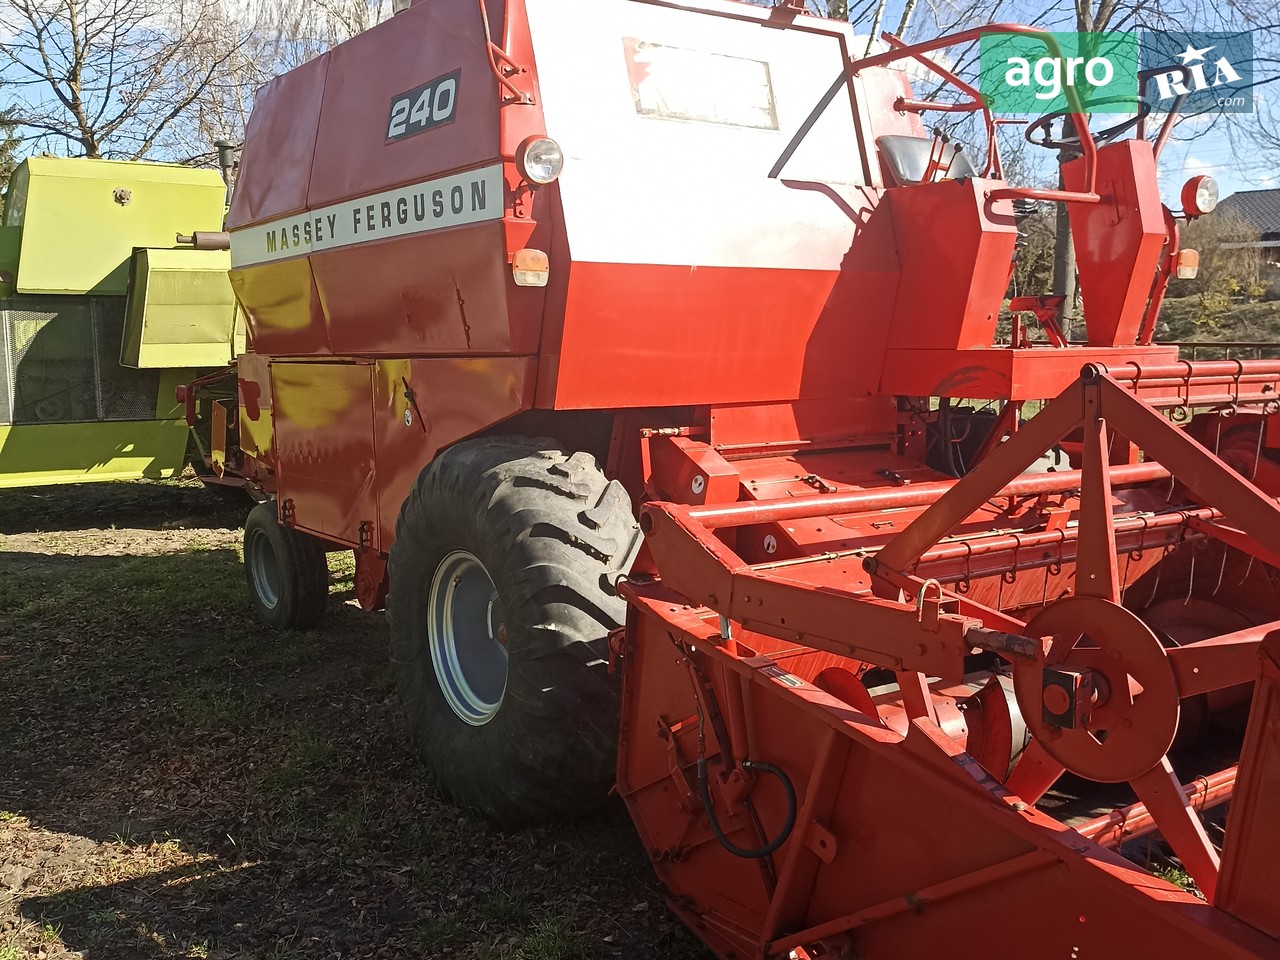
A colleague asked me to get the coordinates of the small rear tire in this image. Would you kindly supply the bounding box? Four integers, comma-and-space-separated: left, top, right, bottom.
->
243, 501, 330, 630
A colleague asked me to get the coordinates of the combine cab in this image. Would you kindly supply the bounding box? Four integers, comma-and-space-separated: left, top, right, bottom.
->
200, 1, 1280, 956
0, 157, 239, 487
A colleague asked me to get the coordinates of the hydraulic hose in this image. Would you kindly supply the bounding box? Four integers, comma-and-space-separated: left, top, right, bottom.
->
696, 757, 798, 859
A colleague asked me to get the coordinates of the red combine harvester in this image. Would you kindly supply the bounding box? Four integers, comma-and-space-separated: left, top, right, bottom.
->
188, 0, 1280, 956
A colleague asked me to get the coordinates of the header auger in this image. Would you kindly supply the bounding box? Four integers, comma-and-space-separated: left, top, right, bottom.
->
187, 1, 1280, 956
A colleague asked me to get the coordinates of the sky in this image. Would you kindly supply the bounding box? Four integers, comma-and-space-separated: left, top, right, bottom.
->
776, 0, 1280, 205
2, 0, 1273, 206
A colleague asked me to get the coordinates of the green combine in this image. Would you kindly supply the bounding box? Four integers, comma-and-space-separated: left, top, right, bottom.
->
0, 156, 239, 488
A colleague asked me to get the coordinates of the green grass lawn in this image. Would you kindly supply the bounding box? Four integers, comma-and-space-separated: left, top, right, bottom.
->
0, 479, 706, 960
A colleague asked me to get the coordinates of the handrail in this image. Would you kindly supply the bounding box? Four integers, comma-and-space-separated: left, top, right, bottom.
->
851, 23, 1100, 203
477, 0, 532, 104
881, 32, 1002, 178
1137, 65, 1190, 160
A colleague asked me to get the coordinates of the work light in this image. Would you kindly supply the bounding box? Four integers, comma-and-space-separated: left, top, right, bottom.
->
516, 137, 564, 185
1180, 175, 1219, 218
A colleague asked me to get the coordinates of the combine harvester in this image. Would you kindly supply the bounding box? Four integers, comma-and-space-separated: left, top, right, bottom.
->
191, 0, 1280, 956
0, 156, 239, 488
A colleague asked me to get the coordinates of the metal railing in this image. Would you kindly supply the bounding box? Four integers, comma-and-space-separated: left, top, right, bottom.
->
1164, 341, 1280, 362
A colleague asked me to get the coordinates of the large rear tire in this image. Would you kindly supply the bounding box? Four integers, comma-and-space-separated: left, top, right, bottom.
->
243, 501, 330, 630
387, 438, 639, 826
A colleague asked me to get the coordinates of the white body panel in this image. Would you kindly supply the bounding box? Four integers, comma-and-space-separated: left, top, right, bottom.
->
526, 0, 885, 271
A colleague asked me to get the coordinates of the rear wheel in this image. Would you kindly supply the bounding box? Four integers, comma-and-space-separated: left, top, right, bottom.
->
387, 438, 639, 826
243, 501, 330, 630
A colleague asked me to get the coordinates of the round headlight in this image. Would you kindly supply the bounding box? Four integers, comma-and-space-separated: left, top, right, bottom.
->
1181, 175, 1219, 218
516, 137, 563, 186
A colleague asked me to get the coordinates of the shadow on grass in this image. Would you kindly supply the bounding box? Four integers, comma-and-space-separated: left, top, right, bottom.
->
0, 478, 248, 536
0, 545, 705, 960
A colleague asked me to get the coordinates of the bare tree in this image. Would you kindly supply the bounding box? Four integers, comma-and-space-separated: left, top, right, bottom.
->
0, 0, 391, 163
0, 0, 256, 159
0, 89, 18, 192
1169, 209, 1264, 300
177, 0, 392, 163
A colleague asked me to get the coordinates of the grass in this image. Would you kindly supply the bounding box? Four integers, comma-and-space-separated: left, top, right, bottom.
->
171, 683, 262, 730
262, 937, 306, 960
328, 551, 356, 594
0, 550, 245, 627
524, 916, 587, 960
0, 479, 705, 960
327, 797, 370, 846
1156, 864, 1198, 893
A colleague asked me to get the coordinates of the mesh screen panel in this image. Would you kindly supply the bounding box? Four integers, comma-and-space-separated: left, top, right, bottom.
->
0, 306, 9, 424
95, 300, 160, 421
6, 296, 97, 423
0, 296, 160, 425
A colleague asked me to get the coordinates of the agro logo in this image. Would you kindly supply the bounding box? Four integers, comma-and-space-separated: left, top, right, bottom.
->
1002, 53, 1116, 102
387, 70, 460, 141
978, 33, 1139, 116
1140, 32, 1253, 113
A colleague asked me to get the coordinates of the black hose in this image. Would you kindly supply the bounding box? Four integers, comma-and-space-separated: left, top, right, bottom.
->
696, 757, 798, 859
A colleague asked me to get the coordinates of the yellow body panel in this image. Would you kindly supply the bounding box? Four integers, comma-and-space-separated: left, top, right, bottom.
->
0, 419, 191, 487
122, 248, 239, 368
4, 157, 226, 296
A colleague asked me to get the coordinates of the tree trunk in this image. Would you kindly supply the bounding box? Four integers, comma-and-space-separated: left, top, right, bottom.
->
1051, 158, 1077, 339
866, 0, 889, 49
895, 0, 919, 37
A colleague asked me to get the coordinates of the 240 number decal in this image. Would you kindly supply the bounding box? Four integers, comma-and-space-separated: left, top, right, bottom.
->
387, 70, 460, 141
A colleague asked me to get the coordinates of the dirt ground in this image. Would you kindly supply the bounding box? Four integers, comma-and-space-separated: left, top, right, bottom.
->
0, 479, 709, 960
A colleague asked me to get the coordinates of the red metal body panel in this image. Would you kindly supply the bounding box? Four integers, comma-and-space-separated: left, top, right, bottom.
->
369, 355, 536, 547
314, 220, 543, 357
883, 178, 1017, 351
880, 344, 1178, 398
304, 0, 500, 209
235, 351, 273, 463
539, 263, 856, 409
227, 57, 327, 226
1065, 140, 1168, 346
231, 260, 330, 357
271, 361, 379, 545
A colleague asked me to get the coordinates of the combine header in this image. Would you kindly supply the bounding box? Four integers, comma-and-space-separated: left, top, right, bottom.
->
195, 0, 1280, 956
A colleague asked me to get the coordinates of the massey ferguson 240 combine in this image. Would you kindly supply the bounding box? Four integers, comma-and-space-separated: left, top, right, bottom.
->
186, 0, 1280, 956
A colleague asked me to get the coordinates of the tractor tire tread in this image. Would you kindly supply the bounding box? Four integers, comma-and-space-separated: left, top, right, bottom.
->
387, 436, 637, 826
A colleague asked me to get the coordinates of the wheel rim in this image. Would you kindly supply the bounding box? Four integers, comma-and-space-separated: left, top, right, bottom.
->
246, 527, 282, 610
428, 550, 509, 726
